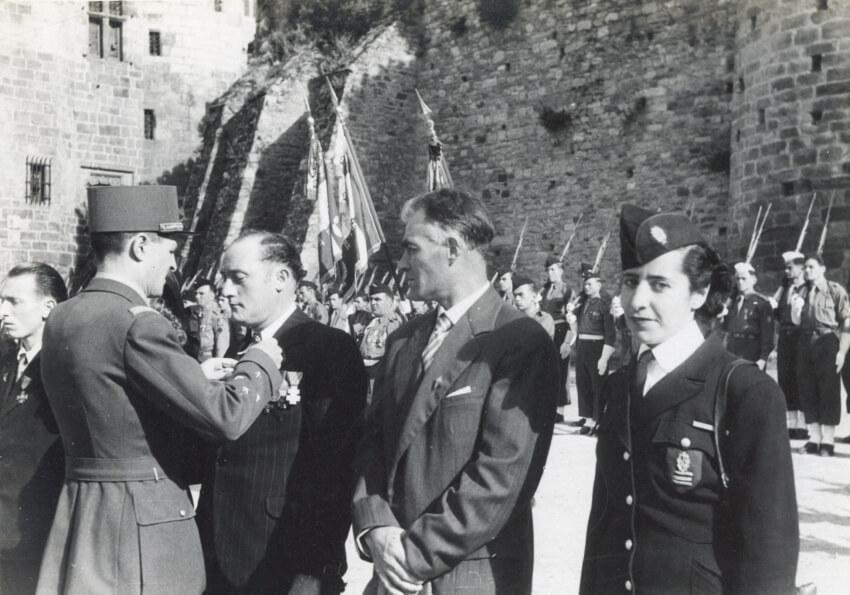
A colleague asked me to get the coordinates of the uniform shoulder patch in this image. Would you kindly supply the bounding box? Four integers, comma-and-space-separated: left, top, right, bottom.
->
129, 305, 158, 316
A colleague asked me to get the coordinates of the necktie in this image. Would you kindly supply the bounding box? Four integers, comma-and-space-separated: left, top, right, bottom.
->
632, 349, 654, 398
421, 313, 453, 371
736, 294, 744, 314
16, 351, 28, 382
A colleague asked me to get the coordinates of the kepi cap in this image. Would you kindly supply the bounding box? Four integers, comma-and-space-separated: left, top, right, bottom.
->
545, 256, 563, 268
620, 204, 707, 270
782, 250, 805, 264
88, 185, 187, 234
734, 262, 755, 275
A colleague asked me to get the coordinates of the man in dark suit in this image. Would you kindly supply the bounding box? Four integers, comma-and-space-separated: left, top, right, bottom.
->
352, 189, 560, 595
197, 231, 368, 594
37, 186, 283, 594
0, 263, 66, 594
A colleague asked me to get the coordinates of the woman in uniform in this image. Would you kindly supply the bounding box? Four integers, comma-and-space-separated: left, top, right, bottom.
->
580, 204, 798, 595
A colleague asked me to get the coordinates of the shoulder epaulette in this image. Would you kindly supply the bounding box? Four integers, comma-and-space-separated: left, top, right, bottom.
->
129, 305, 158, 316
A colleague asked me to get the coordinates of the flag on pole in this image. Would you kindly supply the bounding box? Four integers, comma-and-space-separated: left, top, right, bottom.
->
327, 79, 386, 293
305, 98, 339, 278
415, 89, 453, 191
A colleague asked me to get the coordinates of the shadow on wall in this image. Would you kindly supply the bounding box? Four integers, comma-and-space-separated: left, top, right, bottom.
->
183, 93, 266, 278
241, 113, 311, 240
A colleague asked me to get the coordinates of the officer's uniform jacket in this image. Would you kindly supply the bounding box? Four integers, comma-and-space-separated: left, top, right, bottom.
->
0, 350, 64, 594
36, 278, 282, 595
722, 293, 775, 362
580, 333, 798, 595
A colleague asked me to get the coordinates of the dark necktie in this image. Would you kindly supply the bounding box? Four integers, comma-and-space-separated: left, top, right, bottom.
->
16, 351, 28, 382
632, 349, 654, 398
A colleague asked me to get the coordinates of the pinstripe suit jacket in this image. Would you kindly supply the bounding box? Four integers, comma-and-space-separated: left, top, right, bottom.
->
197, 308, 368, 588
352, 289, 560, 591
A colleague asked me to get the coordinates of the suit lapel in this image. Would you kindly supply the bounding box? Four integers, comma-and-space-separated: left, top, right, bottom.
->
0, 352, 38, 420
631, 335, 725, 427
0, 351, 18, 417
390, 290, 500, 474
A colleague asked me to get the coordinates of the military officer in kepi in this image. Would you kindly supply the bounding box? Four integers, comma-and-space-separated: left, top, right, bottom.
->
580, 204, 798, 595
36, 185, 284, 595
722, 262, 775, 369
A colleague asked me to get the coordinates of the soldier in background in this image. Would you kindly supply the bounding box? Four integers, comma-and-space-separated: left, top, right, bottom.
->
297, 281, 329, 325
541, 258, 574, 421
723, 262, 775, 369
791, 254, 850, 457
495, 271, 515, 306
187, 279, 230, 362
568, 264, 615, 434
328, 287, 351, 333
773, 251, 808, 439
348, 292, 373, 345
512, 275, 555, 339
360, 283, 404, 390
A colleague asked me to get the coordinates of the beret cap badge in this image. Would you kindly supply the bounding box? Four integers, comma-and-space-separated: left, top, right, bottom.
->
649, 226, 668, 246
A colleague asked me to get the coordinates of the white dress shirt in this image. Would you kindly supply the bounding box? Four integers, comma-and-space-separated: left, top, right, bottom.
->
638, 319, 705, 396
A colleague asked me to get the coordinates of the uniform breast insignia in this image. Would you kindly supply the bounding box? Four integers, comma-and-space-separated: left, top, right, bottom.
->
667, 446, 703, 488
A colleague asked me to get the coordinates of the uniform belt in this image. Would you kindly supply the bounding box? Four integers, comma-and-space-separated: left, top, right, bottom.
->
65, 456, 168, 482
779, 327, 799, 334
801, 327, 836, 337
578, 333, 604, 341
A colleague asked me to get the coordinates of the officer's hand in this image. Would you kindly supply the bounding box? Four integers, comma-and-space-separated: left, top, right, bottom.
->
200, 357, 237, 380
756, 358, 766, 371
559, 340, 571, 359
246, 338, 284, 369
836, 351, 846, 373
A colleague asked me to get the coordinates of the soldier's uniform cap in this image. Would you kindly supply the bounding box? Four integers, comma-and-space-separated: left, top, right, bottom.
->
87, 185, 188, 234
734, 262, 756, 275
369, 282, 393, 297
620, 204, 707, 270
580, 263, 600, 280
512, 274, 535, 289
545, 256, 563, 268
299, 280, 318, 291
782, 250, 805, 264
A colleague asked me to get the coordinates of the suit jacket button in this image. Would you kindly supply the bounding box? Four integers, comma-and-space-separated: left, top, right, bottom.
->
179, 509, 187, 517
625, 495, 633, 506
625, 539, 633, 551
622, 451, 630, 461
681, 437, 692, 448
625, 579, 633, 591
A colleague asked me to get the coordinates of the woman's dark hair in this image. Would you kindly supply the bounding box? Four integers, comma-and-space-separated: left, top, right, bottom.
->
681, 244, 733, 320
7, 262, 68, 303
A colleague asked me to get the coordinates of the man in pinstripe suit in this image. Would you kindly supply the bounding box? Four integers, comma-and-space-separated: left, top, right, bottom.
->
352, 189, 560, 594
197, 231, 368, 594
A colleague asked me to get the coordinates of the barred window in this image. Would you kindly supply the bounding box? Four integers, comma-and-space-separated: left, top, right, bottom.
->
149, 31, 161, 56
88, 1, 124, 60
26, 156, 52, 204
144, 109, 156, 140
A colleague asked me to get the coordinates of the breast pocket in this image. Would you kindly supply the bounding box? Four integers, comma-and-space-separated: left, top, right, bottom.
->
651, 419, 718, 496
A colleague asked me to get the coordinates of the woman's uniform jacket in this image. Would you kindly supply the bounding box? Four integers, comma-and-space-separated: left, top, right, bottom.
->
580, 333, 798, 595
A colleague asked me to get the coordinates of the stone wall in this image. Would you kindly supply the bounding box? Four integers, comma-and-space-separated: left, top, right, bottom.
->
0, 0, 254, 279
731, 0, 850, 287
